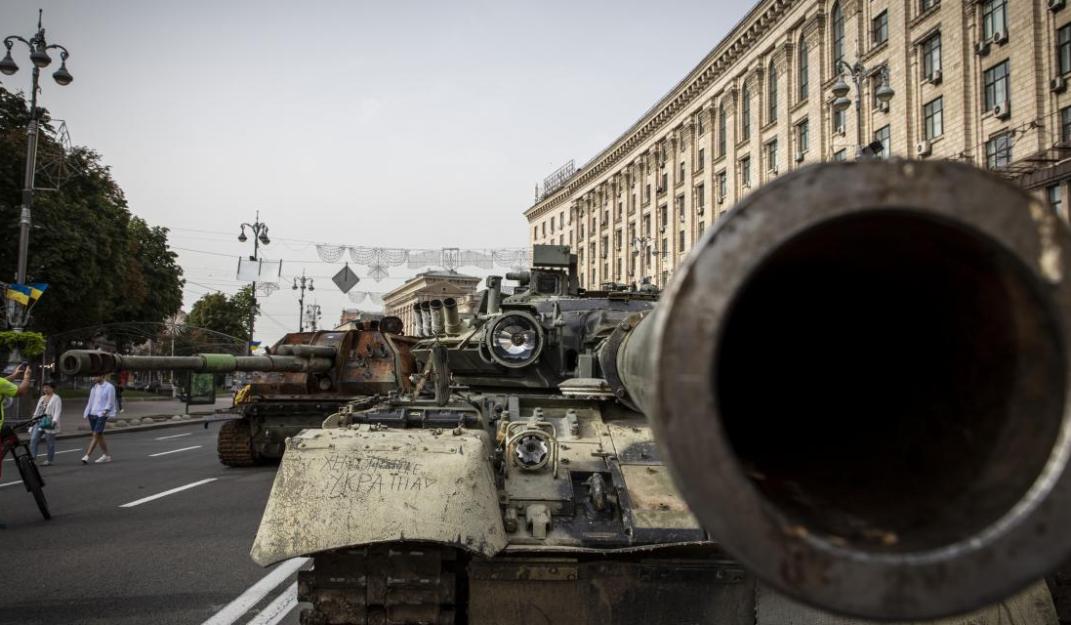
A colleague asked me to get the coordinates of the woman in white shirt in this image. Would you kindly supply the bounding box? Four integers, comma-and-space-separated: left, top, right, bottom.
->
29, 381, 62, 465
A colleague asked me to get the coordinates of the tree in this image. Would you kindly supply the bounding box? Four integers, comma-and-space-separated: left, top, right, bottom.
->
187, 285, 256, 342
0, 86, 184, 335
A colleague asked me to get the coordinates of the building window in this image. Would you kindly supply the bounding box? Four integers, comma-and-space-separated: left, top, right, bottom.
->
1062, 106, 1071, 143
833, 108, 846, 134
740, 156, 752, 188
697, 147, 705, 171
984, 60, 1010, 111
679, 230, 685, 250
532, 226, 537, 239
717, 171, 727, 201
741, 85, 752, 140
696, 183, 705, 210
660, 170, 668, 192
872, 10, 888, 47
644, 183, 651, 204
541, 222, 546, 236
1059, 24, 1071, 75
873, 125, 891, 159
798, 35, 809, 101
832, 2, 845, 71
767, 61, 778, 123
1049, 185, 1064, 216
696, 111, 705, 136
659, 204, 668, 227
643, 214, 651, 236
675, 194, 685, 222
550, 218, 555, 234
679, 160, 686, 180
922, 33, 942, 80
796, 119, 810, 156
765, 139, 779, 173
985, 132, 1012, 169
982, 0, 1007, 41
718, 102, 727, 155
924, 97, 943, 140
921, 0, 939, 12
833, 148, 847, 161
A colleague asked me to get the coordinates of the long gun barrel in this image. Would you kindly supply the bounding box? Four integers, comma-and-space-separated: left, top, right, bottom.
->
601, 160, 1071, 620
59, 350, 335, 377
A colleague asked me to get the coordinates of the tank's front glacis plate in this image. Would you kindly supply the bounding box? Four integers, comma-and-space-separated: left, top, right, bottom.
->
250, 426, 506, 566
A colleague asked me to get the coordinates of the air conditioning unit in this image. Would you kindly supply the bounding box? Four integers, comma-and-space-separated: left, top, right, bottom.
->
976, 40, 991, 56
993, 103, 1011, 119
928, 69, 943, 85
697, 205, 705, 215
795, 151, 805, 163
1051, 0, 1066, 11
877, 100, 890, 113
660, 224, 667, 233
679, 214, 685, 223
717, 195, 725, 204
1053, 76, 1068, 93
992, 29, 1008, 44
833, 126, 846, 137
916, 140, 932, 157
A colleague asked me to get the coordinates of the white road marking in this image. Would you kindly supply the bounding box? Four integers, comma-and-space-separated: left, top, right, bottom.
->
149, 445, 202, 457
0, 479, 22, 488
200, 558, 309, 625
119, 477, 217, 508
246, 581, 298, 625
4, 448, 80, 462
155, 432, 192, 441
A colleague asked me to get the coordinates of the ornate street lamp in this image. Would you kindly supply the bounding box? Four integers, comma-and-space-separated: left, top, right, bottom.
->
292, 272, 314, 332
238, 213, 270, 352
2, 10, 73, 330
830, 60, 894, 159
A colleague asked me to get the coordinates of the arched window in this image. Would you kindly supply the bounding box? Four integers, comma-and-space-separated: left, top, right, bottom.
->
798, 34, 809, 101
741, 84, 751, 140
768, 60, 778, 123
718, 101, 727, 155
832, 1, 845, 72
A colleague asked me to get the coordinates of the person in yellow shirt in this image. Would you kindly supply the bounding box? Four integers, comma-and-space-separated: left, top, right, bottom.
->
0, 363, 32, 432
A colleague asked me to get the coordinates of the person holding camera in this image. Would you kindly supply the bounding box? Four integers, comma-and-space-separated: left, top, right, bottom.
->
29, 381, 61, 465
0, 363, 32, 432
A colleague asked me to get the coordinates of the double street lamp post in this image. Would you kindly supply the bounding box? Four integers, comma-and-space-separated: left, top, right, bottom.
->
0, 10, 73, 330
830, 60, 895, 159
238, 213, 270, 354
292, 272, 314, 332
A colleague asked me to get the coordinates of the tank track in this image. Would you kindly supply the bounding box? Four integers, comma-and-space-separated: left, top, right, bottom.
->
297, 545, 460, 625
217, 418, 258, 467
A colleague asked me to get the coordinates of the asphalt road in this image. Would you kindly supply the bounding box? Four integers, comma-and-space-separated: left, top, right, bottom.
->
0, 422, 305, 625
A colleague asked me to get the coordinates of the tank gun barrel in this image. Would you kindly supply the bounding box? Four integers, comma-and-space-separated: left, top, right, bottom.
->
59, 350, 334, 377
604, 161, 1071, 620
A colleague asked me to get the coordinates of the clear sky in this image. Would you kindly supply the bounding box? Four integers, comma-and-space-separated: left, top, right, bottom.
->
0, 0, 751, 345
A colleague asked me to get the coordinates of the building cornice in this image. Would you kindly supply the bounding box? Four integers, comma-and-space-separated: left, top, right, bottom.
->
525, 0, 800, 220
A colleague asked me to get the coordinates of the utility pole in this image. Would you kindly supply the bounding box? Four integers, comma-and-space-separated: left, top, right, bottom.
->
237, 212, 270, 354
1, 10, 73, 331
292, 271, 314, 332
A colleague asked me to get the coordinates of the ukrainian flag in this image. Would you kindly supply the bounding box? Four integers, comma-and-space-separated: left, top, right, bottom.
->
28, 283, 47, 301
5, 284, 31, 306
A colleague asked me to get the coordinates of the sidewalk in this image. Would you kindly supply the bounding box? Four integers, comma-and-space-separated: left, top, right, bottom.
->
57, 397, 235, 436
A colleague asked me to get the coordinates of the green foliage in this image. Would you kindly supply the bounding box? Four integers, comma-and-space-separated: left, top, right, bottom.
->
187, 285, 256, 342
0, 86, 184, 335
0, 330, 46, 357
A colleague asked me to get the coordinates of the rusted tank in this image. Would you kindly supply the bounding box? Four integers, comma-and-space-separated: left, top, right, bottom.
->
59, 319, 414, 467
250, 161, 1071, 624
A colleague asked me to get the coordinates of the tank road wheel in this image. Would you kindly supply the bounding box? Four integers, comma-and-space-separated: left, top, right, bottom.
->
217, 419, 259, 467
297, 545, 461, 625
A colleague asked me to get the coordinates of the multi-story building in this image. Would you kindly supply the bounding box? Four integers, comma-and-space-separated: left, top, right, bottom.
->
382, 270, 481, 335
525, 0, 1071, 289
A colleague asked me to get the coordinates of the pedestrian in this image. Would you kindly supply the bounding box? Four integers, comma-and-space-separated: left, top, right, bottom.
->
0, 363, 32, 432
115, 375, 124, 414
81, 374, 116, 464
29, 381, 61, 465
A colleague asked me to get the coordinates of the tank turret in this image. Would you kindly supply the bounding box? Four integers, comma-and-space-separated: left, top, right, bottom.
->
252, 162, 1071, 624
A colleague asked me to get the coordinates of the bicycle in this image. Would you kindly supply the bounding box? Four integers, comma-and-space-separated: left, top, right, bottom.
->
0, 414, 51, 520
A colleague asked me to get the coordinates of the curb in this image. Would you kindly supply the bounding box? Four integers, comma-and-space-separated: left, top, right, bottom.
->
53, 413, 234, 440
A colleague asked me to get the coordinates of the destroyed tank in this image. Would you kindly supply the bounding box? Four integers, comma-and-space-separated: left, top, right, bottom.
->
58, 320, 414, 467
251, 161, 1071, 625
